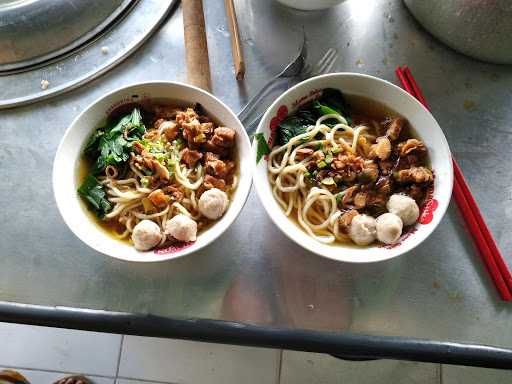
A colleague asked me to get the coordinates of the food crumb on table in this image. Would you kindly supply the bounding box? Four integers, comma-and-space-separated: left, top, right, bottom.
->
40, 79, 50, 90
101, 46, 109, 54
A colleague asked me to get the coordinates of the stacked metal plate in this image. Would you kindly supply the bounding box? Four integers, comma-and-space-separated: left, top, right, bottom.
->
0, 0, 177, 108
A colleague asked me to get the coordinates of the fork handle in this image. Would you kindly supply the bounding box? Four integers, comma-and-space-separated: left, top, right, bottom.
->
237, 74, 280, 123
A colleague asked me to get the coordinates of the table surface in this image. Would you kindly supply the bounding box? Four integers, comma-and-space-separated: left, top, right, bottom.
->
1, 0, 512, 350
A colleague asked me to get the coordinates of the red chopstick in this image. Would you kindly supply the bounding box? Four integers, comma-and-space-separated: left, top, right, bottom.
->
395, 65, 512, 301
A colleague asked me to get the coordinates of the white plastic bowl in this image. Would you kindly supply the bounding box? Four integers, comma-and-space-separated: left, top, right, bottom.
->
253, 73, 453, 263
53, 81, 252, 262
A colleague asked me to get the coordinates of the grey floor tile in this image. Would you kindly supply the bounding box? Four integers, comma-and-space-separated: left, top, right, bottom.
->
442, 365, 512, 383
280, 351, 440, 384
0, 368, 114, 384
119, 336, 280, 384
0, 322, 122, 376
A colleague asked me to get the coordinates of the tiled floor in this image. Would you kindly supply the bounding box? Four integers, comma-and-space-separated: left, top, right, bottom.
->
0, 322, 510, 384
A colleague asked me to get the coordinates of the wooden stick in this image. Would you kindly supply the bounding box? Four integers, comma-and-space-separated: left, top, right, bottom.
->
182, 0, 212, 92
224, 0, 245, 80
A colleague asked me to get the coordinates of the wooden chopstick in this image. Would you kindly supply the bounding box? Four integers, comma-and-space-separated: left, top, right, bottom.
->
182, 0, 212, 92
224, 0, 245, 80
395, 65, 512, 301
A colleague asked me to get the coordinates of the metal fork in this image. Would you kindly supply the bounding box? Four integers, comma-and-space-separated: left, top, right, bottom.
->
246, 47, 339, 133
237, 31, 308, 123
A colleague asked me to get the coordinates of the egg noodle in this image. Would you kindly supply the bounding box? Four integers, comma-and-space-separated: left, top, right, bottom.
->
268, 114, 375, 244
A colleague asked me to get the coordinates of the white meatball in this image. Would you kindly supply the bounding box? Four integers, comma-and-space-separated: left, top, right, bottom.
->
349, 214, 377, 245
376, 213, 403, 244
131, 220, 162, 251
198, 188, 229, 220
387, 194, 420, 226
165, 214, 197, 242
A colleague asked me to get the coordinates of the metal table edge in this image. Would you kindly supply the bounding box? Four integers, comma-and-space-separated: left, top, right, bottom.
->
0, 301, 510, 370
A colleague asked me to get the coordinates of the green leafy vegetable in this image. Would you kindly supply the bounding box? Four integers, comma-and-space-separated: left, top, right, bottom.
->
79, 108, 146, 217
253, 132, 271, 163
318, 88, 351, 118
275, 110, 317, 146
86, 108, 146, 175
274, 88, 352, 147
77, 175, 112, 218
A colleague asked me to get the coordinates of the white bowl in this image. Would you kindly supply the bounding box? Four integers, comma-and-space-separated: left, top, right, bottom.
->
252, 73, 453, 263
53, 81, 252, 262
275, 0, 345, 11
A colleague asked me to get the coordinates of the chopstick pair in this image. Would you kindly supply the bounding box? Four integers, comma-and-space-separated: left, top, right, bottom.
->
395, 65, 512, 301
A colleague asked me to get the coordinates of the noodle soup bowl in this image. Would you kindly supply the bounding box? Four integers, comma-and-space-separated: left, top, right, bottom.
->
253, 73, 453, 263
54, 81, 252, 262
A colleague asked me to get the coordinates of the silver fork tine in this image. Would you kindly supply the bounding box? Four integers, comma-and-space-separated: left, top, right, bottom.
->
313, 48, 335, 73
247, 47, 338, 134
314, 48, 337, 75
317, 51, 338, 75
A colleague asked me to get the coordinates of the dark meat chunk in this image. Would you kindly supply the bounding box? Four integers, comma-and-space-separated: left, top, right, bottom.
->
375, 176, 392, 195
180, 148, 203, 167
148, 189, 170, 208
295, 148, 314, 160
204, 174, 226, 190
331, 153, 364, 183
150, 159, 170, 181
386, 117, 406, 141
312, 150, 325, 161
133, 141, 148, 155
398, 139, 427, 157
395, 166, 433, 184
206, 158, 235, 179
369, 136, 391, 160
340, 186, 359, 208
358, 162, 379, 183
182, 118, 202, 148
338, 209, 358, 234
155, 119, 179, 141
162, 185, 184, 202
379, 160, 394, 176
205, 152, 219, 163
204, 141, 229, 156
210, 127, 236, 148
353, 192, 367, 209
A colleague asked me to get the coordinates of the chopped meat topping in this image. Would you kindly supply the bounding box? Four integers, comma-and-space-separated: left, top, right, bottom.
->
180, 148, 203, 167
295, 148, 314, 160
332, 153, 364, 182
395, 166, 433, 184
338, 209, 359, 233
386, 117, 405, 141
209, 127, 236, 148
161, 185, 184, 202
354, 192, 367, 209
148, 189, 170, 208
397, 139, 427, 157
204, 174, 226, 190
369, 136, 391, 160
